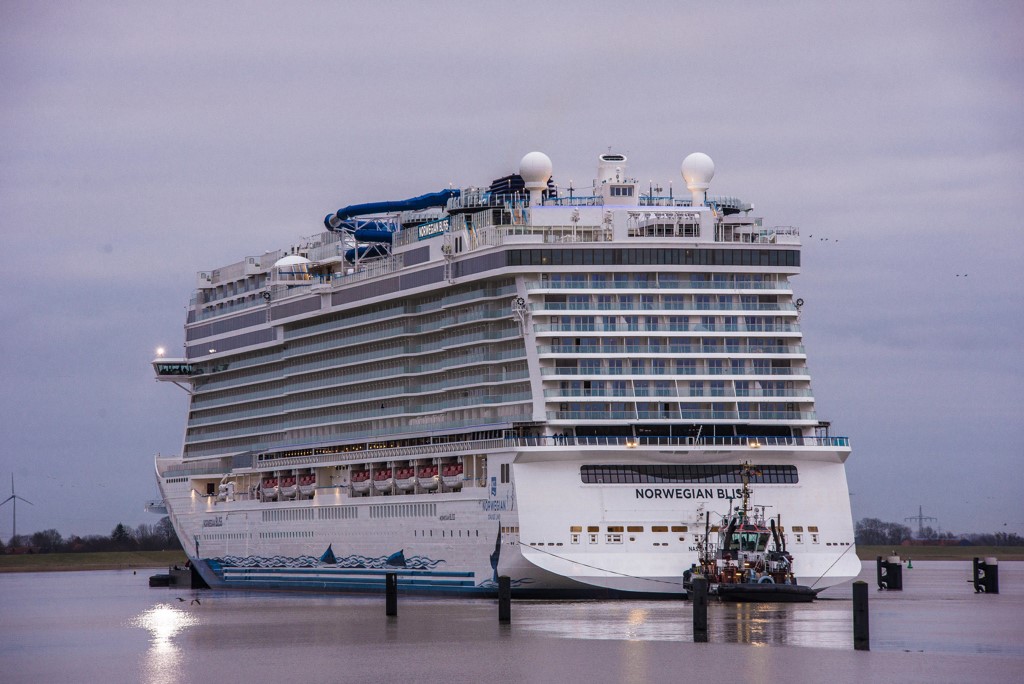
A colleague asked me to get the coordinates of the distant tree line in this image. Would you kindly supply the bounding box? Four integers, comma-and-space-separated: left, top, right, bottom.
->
1, 517, 182, 554
855, 517, 1024, 546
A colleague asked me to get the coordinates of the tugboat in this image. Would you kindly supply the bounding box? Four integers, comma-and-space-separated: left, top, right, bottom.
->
687, 462, 818, 603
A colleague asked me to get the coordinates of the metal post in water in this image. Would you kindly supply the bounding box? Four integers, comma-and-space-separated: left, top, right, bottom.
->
498, 575, 511, 623
385, 572, 397, 616
974, 557, 999, 594
853, 580, 869, 651
887, 555, 903, 590
691, 577, 708, 643
876, 555, 902, 590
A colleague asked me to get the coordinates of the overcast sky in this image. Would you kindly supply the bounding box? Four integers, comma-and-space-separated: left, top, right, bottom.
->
2, 1, 1021, 539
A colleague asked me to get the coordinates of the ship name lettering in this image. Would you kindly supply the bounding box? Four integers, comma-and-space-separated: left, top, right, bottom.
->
634, 487, 742, 500
202, 516, 223, 527
482, 500, 508, 511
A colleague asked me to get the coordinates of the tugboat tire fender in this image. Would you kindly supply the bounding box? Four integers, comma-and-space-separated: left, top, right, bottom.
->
758, 575, 775, 584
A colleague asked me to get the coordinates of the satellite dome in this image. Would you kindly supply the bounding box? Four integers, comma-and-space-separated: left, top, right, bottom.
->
273, 254, 311, 268
681, 152, 715, 190
519, 151, 553, 187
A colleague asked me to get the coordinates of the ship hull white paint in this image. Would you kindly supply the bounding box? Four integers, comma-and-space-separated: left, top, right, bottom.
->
157, 444, 858, 596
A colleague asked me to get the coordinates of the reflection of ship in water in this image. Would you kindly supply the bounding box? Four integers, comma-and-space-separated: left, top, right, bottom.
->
720, 602, 852, 648
688, 463, 819, 602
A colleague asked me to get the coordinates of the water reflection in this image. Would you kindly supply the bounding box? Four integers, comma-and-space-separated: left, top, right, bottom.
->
717, 602, 850, 649
130, 603, 199, 684
516, 599, 853, 648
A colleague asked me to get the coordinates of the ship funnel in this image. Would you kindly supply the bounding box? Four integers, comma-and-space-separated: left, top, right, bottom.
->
519, 151, 553, 206
681, 152, 715, 206
597, 153, 627, 184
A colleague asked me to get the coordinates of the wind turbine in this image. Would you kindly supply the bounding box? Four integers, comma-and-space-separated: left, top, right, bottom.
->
0, 475, 33, 544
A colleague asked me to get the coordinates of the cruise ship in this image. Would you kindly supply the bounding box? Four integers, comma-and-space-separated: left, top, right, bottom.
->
150, 150, 860, 597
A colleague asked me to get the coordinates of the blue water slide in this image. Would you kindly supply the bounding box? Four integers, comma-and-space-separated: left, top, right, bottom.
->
344, 244, 390, 262
324, 189, 461, 236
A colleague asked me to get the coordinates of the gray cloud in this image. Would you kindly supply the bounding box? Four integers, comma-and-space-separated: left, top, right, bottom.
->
2, 0, 1022, 537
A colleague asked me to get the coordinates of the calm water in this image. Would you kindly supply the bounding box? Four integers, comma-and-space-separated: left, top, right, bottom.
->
1, 561, 1021, 683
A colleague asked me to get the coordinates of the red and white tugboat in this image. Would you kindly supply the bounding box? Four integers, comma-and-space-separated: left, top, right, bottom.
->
689, 462, 818, 602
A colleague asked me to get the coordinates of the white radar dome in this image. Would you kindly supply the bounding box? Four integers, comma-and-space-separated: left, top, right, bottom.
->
273, 255, 311, 268
519, 151, 553, 186
681, 152, 715, 190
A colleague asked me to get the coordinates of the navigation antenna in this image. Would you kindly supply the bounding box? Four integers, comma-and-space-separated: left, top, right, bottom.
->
442, 237, 455, 283
0, 475, 34, 544
905, 505, 937, 539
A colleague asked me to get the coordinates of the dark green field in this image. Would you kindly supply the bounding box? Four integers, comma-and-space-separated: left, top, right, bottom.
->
0, 550, 187, 573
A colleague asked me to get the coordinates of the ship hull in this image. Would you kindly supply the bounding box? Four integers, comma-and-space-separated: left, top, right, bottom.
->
157, 444, 859, 597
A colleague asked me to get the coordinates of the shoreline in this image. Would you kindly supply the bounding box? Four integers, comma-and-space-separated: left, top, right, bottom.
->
855, 545, 1024, 562
0, 550, 187, 573
1, 546, 1021, 573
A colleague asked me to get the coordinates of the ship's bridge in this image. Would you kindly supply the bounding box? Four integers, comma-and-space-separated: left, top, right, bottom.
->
152, 357, 194, 381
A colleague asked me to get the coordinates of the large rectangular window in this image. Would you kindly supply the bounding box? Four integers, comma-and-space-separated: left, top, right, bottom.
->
580, 464, 798, 485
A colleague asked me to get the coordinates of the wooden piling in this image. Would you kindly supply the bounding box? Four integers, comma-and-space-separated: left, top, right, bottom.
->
691, 577, 708, 643
498, 575, 511, 623
385, 572, 397, 616
853, 580, 869, 651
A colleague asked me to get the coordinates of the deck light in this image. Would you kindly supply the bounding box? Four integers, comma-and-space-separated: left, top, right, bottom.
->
749, 440, 761, 449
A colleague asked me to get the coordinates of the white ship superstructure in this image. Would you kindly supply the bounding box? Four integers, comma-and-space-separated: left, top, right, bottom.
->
151, 151, 860, 596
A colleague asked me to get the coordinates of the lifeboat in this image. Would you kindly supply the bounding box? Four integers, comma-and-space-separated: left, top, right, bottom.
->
351, 469, 371, 493
298, 474, 316, 498
261, 477, 279, 501
395, 466, 417, 491
417, 464, 439, 490
373, 468, 394, 492
279, 476, 298, 499
441, 462, 464, 489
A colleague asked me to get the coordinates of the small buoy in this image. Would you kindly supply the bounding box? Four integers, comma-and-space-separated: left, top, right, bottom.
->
907, 559, 913, 569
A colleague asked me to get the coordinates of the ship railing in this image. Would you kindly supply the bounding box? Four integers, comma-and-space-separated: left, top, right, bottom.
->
715, 225, 800, 245
541, 195, 605, 207
531, 302, 797, 312
505, 435, 849, 449
159, 464, 229, 478
182, 413, 534, 460
538, 343, 806, 355
532, 323, 800, 333
257, 438, 509, 468
471, 224, 614, 248
546, 410, 819, 421
524, 279, 791, 291
543, 388, 814, 399
194, 296, 267, 322
539, 366, 810, 377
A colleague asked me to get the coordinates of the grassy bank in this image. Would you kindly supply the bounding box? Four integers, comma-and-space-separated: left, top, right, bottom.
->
2, 546, 1020, 573
856, 545, 1024, 561
0, 550, 187, 573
